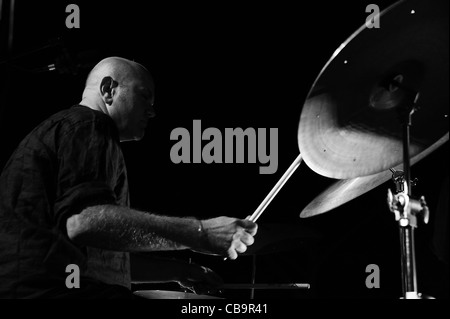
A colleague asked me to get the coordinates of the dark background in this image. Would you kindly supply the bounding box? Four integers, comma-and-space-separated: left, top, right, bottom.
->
0, 0, 448, 299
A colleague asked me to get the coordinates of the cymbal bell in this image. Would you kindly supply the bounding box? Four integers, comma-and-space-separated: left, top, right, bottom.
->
300, 133, 448, 218
298, 0, 449, 179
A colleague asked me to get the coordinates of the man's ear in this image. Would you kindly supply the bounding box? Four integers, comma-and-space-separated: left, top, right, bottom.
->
100, 76, 118, 105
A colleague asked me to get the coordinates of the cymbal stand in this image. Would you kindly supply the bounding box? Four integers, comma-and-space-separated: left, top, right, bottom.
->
386, 86, 430, 299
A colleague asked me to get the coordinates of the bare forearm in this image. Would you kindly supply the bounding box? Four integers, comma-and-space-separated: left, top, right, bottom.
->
66, 205, 203, 252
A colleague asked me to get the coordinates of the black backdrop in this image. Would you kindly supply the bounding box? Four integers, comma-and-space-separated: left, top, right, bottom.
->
0, 0, 448, 299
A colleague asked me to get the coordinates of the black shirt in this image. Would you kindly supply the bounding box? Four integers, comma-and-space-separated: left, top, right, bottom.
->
0, 105, 131, 298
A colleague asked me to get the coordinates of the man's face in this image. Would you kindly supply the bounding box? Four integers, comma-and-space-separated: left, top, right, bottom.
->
114, 73, 155, 141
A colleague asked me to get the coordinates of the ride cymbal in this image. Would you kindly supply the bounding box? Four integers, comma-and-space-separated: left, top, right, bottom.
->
300, 133, 448, 218
298, 0, 449, 179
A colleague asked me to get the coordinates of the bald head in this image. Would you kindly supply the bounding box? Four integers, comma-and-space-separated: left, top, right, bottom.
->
80, 57, 156, 142
83, 57, 154, 99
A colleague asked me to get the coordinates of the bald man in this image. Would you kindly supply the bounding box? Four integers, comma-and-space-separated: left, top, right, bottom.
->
0, 57, 257, 299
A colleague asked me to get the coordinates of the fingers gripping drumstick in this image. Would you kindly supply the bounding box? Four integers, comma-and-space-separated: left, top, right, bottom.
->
225, 154, 303, 260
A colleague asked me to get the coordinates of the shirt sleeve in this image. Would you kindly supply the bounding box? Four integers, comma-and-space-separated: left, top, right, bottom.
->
53, 118, 120, 233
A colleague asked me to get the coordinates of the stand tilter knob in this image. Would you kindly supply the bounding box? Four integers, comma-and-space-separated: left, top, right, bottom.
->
387, 174, 429, 227
386, 170, 435, 299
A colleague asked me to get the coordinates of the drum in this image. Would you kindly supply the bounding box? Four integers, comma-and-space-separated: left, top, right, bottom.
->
133, 289, 223, 299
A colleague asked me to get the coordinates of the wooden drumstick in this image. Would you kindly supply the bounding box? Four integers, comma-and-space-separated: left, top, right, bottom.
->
224, 154, 302, 261
247, 153, 303, 222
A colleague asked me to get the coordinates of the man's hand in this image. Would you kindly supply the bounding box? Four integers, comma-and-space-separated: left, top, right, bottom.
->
193, 217, 258, 260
